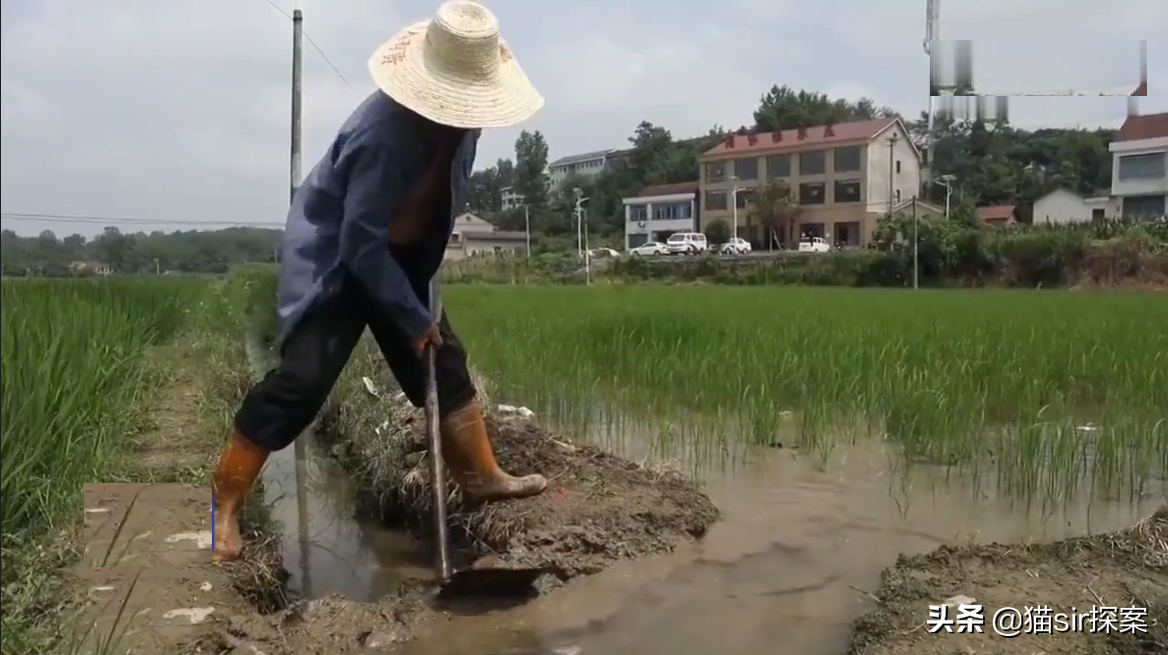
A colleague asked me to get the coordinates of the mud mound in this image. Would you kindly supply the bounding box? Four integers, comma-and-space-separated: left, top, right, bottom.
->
189, 583, 433, 655
849, 505, 1168, 655
316, 366, 719, 582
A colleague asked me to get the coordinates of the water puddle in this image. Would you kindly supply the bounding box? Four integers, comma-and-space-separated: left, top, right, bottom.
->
248, 339, 1166, 653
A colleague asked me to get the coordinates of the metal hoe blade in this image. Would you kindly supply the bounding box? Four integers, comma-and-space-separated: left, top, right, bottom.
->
424, 281, 549, 597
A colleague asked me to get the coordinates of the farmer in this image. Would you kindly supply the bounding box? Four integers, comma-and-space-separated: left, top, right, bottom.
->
211, 1, 548, 562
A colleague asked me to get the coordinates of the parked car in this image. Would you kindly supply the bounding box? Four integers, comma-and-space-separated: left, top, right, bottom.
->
797, 236, 832, 253
589, 247, 620, 258
665, 232, 709, 255
719, 237, 752, 255
629, 241, 669, 256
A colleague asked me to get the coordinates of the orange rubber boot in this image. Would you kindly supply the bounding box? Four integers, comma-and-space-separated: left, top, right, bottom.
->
211, 431, 270, 562
440, 403, 547, 500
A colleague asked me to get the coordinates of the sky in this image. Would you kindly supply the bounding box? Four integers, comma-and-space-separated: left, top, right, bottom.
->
1, 0, 1164, 237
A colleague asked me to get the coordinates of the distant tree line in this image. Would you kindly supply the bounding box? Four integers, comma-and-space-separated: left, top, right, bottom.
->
3, 84, 1121, 276
1, 226, 281, 277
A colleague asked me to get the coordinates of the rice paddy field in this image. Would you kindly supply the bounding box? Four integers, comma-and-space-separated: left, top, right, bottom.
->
1, 273, 1165, 655
441, 284, 1167, 505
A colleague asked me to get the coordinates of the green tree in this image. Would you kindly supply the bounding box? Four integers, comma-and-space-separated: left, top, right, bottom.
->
747, 181, 798, 249
703, 218, 731, 246
753, 85, 897, 132
513, 130, 549, 211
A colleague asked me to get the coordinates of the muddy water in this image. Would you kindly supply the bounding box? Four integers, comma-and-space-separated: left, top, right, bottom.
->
250, 338, 1165, 653
388, 430, 1164, 655
247, 338, 431, 601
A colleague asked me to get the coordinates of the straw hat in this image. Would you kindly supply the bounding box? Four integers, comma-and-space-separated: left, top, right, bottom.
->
367, 1, 544, 129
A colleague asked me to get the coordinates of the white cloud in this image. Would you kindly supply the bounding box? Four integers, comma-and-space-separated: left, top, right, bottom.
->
1, 0, 1164, 236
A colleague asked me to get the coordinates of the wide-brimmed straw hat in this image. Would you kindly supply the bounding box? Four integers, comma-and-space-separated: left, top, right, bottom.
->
367, 1, 544, 129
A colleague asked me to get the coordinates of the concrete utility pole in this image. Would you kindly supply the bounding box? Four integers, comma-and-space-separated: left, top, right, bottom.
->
937, 174, 955, 219
524, 205, 530, 258
289, 9, 303, 206
574, 191, 589, 282
887, 133, 899, 216
573, 188, 585, 258
288, 4, 312, 600
911, 197, 919, 290
730, 176, 744, 242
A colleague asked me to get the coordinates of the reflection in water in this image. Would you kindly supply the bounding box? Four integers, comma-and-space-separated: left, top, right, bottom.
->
249, 332, 1166, 654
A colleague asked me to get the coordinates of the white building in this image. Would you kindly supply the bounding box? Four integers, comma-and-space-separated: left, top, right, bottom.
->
547, 149, 620, 188
499, 185, 524, 211
621, 182, 700, 250
445, 212, 528, 260
1109, 112, 1168, 218
1032, 188, 1119, 225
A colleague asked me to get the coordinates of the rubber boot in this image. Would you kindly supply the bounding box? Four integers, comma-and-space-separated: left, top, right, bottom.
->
211, 430, 270, 562
440, 403, 547, 500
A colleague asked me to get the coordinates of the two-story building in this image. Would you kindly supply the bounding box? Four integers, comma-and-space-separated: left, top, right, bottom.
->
698, 118, 922, 249
547, 149, 619, 189
1109, 112, 1168, 219
621, 182, 700, 250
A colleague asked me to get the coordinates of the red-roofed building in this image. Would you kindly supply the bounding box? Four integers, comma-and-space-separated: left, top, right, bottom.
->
975, 205, 1018, 227
1109, 112, 1168, 219
698, 118, 922, 249
621, 182, 701, 250
1131, 82, 1147, 96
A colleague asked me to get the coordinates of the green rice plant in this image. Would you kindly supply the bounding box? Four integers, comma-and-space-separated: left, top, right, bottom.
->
0, 277, 203, 655
438, 284, 1167, 506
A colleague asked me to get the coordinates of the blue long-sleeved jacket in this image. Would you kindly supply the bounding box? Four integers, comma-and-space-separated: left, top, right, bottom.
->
274, 91, 478, 346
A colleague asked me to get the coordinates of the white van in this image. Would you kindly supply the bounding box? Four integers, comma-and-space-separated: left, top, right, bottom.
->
666, 232, 708, 255
797, 236, 832, 253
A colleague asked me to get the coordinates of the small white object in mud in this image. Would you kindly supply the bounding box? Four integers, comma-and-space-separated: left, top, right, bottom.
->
91, 585, 116, 593
942, 594, 977, 608
551, 647, 582, 655
1076, 423, 1099, 433
200, 581, 213, 591
496, 404, 535, 419
362, 376, 380, 397
84, 507, 111, 514
166, 531, 213, 549
163, 607, 215, 624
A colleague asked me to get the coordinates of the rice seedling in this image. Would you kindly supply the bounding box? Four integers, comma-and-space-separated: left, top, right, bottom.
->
438, 284, 1167, 506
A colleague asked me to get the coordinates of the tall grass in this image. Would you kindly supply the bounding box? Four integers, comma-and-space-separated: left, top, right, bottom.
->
0, 277, 203, 654
440, 285, 1167, 505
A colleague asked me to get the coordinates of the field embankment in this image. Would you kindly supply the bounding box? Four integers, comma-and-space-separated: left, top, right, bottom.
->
0, 277, 284, 655
850, 506, 1167, 655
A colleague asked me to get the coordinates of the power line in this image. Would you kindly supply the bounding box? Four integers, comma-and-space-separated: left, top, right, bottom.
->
1, 212, 282, 229
262, 0, 352, 88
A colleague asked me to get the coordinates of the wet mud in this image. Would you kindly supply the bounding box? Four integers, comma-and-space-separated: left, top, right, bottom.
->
315, 375, 720, 582
850, 506, 1168, 655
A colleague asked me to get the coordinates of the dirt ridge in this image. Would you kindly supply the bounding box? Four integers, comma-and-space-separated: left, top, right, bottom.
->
849, 505, 1168, 655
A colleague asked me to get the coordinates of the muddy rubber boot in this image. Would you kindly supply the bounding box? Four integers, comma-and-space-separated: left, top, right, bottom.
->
211, 431, 270, 562
440, 403, 547, 500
